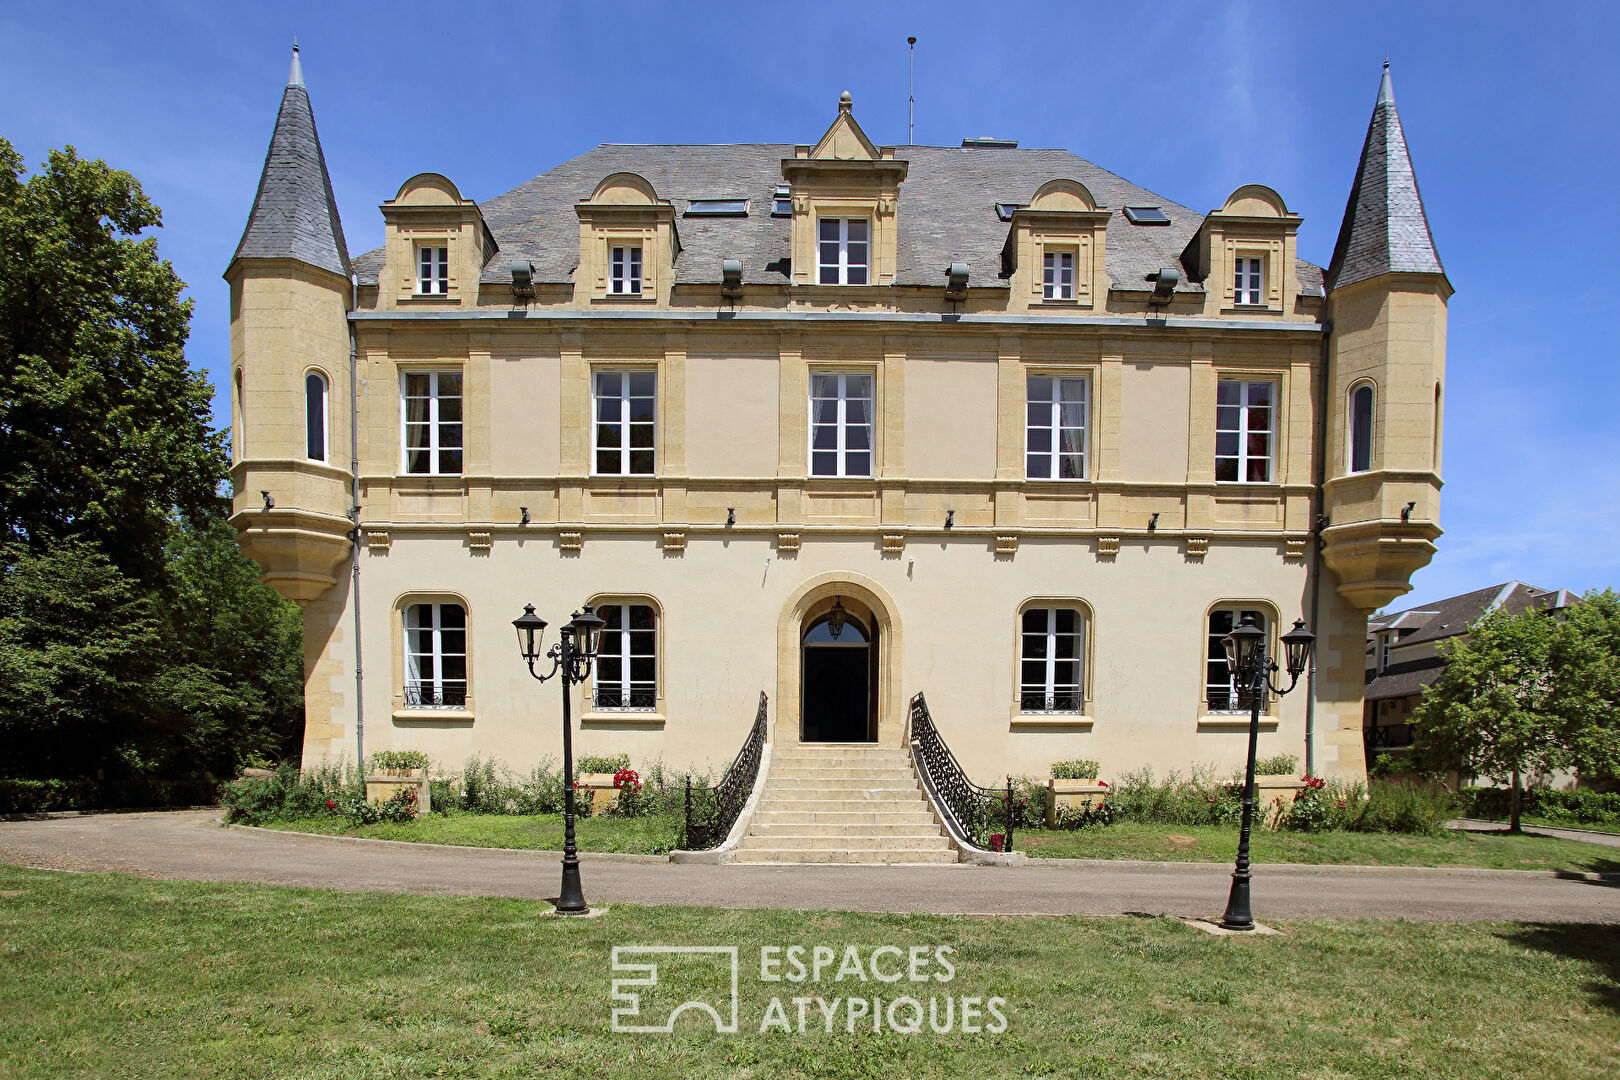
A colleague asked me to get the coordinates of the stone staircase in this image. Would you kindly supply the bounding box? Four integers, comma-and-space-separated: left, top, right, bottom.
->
733, 743, 959, 864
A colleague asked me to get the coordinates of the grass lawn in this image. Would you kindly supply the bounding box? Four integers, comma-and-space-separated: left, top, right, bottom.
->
1018, 822, 1620, 873
256, 811, 684, 854
0, 864, 1616, 1079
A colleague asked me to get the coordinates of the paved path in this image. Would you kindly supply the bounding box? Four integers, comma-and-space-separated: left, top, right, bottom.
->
1452, 817, 1620, 848
1, 810, 1616, 923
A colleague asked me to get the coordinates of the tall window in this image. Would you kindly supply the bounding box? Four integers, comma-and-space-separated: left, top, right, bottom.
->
1026, 375, 1088, 479
1234, 256, 1263, 306
594, 603, 657, 710
233, 369, 244, 461
402, 371, 463, 475
1378, 631, 1395, 673
610, 245, 642, 295
594, 371, 656, 475
817, 218, 868, 285
404, 603, 466, 708
417, 245, 449, 295
1215, 380, 1275, 483
305, 371, 327, 462
1020, 607, 1084, 712
1349, 383, 1374, 474
1207, 607, 1267, 713
810, 372, 873, 477
1042, 249, 1075, 300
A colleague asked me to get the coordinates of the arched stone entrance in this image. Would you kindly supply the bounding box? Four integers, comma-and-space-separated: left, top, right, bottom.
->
776, 573, 903, 747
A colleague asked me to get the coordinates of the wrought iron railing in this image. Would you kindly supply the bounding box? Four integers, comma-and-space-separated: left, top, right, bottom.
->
908, 692, 1014, 852
403, 682, 467, 708
683, 692, 769, 850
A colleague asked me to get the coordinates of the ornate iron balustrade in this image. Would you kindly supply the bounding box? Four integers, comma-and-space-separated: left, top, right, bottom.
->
683, 692, 768, 850
908, 692, 1014, 852
403, 682, 467, 708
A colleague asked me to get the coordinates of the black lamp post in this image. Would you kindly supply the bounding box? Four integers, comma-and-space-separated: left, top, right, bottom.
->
1218, 615, 1316, 931
513, 602, 606, 915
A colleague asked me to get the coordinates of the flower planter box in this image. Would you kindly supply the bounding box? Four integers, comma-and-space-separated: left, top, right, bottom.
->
575, 772, 619, 813
1253, 775, 1308, 829
1046, 779, 1108, 827
365, 767, 430, 813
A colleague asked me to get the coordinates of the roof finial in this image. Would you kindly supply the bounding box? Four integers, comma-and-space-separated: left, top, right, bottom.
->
838, 90, 853, 114
1377, 57, 1394, 106
288, 41, 305, 89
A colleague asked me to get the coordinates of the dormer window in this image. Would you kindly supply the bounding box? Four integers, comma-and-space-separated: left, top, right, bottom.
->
416, 245, 449, 295
1234, 256, 1265, 306
1042, 249, 1075, 300
610, 245, 643, 295
817, 218, 868, 285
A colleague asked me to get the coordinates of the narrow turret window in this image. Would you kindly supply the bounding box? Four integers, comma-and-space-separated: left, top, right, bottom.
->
305, 371, 327, 462
1349, 383, 1374, 473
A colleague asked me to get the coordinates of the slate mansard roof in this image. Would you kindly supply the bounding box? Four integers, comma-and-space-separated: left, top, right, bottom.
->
350, 143, 1326, 297
231, 50, 351, 278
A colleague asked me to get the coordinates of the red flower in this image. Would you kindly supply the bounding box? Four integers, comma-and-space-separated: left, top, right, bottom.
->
1098, 780, 1109, 788
325, 799, 336, 810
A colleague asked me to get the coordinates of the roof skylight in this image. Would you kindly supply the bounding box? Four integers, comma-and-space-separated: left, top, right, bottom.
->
995, 202, 1025, 221
1123, 206, 1170, 225
685, 199, 748, 217
772, 185, 792, 216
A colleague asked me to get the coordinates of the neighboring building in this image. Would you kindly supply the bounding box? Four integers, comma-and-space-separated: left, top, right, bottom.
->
1364, 582, 1575, 763
229, 50, 1450, 797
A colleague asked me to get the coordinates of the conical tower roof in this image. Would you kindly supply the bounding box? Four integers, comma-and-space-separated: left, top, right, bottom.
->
1326, 62, 1445, 292
230, 46, 350, 277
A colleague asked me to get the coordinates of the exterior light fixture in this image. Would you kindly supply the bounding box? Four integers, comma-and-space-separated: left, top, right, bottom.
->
943, 262, 969, 301
260, 490, 274, 510
720, 259, 744, 300
827, 597, 847, 640
510, 260, 535, 300
520, 506, 530, 525
726, 507, 736, 526
1401, 501, 1415, 523
1149, 266, 1180, 305
513, 600, 607, 915
1216, 613, 1316, 932
1148, 512, 1160, 532
944, 509, 955, 530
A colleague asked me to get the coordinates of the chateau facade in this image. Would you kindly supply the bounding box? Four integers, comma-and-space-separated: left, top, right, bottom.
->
229, 50, 1449, 787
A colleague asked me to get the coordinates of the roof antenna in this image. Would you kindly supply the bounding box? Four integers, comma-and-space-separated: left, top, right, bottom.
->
907, 36, 917, 145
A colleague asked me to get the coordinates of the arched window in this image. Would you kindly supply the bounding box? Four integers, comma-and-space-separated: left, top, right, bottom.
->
593, 602, 660, 710
1019, 606, 1086, 713
1348, 383, 1374, 474
305, 371, 328, 462
233, 369, 244, 460
1206, 606, 1270, 713
403, 602, 467, 708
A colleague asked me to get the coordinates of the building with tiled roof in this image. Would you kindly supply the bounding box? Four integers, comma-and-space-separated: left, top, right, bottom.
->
1364, 583, 1574, 761
227, 50, 1450, 859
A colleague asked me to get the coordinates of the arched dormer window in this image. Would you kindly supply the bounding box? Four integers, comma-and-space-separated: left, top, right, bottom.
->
305, 370, 328, 462
1348, 382, 1374, 474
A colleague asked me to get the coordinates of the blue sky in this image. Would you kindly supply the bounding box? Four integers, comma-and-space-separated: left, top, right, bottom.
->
3, 1, 1616, 610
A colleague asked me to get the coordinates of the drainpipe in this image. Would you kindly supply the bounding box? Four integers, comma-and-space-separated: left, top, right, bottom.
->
1304, 318, 1333, 777
348, 277, 365, 770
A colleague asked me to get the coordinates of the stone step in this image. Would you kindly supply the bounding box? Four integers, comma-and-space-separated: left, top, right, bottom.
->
770, 766, 919, 780
772, 747, 912, 760
732, 847, 960, 865
763, 783, 921, 797
742, 835, 955, 851
752, 809, 939, 826
747, 821, 942, 838
758, 797, 928, 813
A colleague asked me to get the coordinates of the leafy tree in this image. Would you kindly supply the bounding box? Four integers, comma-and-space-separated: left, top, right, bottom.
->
1548, 590, 1620, 786
0, 138, 225, 584
1409, 608, 1566, 831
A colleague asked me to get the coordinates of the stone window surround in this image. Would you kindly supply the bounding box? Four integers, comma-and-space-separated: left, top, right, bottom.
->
582, 593, 667, 725
1010, 599, 1094, 726
391, 591, 475, 722
1198, 599, 1281, 727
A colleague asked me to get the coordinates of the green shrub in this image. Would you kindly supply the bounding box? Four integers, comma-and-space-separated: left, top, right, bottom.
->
576, 754, 631, 774
1105, 766, 1244, 827
1053, 801, 1115, 829
1462, 786, 1620, 827
1254, 754, 1298, 776
1050, 759, 1099, 780
217, 762, 360, 825
369, 750, 431, 771
0, 777, 101, 814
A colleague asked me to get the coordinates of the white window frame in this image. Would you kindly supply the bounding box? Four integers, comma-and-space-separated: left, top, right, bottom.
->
592, 370, 657, 476
1019, 607, 1085, 713
404, 602, 467, 709
400, 370, 463, 476
1025, 374, 1089, 480
817, 218, 869, 285
809, 371, 874, 478
1379, 631, 1395, 673
1206, 607, 1268, 714
1215, 379, 1276, 484
416, 245, 449, 295
304, 370, 328, 462
610, 244, 643, 295
592, 602, 658, 711
1234, 256, 1264, 306
1042, 248, 1075, 300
